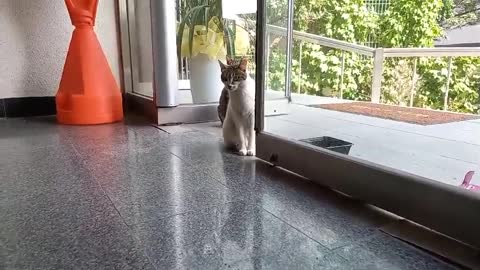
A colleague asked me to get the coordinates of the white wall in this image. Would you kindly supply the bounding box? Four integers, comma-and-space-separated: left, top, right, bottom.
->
0, 0, 121, 98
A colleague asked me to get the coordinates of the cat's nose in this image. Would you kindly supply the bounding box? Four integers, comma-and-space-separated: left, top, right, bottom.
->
228, 84, 234, 88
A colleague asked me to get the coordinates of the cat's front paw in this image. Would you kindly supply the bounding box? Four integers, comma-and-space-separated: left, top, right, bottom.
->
247, 150, 255, 156
238, 149, 248, 156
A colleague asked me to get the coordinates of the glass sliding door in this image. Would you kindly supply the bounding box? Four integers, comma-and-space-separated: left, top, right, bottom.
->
122, 0, 240, 124
124, 0, 202, 105
262, 0, 293, 117
126, 0, 154, 98
256, 0, 480, 248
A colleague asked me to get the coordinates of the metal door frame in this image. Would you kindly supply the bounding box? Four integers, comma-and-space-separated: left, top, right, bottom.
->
118, 0, 220, 125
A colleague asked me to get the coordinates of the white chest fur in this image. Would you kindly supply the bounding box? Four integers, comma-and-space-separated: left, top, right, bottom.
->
222, 78, 256, 156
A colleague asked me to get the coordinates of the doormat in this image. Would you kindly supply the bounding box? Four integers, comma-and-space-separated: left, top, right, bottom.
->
312, 102, 479, 125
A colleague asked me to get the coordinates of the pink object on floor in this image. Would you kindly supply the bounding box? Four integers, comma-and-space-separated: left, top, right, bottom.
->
460, 171, 480, 192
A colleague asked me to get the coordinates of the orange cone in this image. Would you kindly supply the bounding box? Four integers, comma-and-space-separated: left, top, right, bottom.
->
56, 0, 123, 125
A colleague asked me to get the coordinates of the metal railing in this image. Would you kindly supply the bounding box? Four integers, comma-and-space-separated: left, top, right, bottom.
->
267, 24, 375, 57
379, 47, 480, 109
266, 24, 480, 110
177, 23, 480, 111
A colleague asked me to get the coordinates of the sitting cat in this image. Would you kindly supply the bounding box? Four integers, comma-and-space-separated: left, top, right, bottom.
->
218, 58, 255, 156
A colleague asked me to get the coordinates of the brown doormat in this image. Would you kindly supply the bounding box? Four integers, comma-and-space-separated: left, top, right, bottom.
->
313, 102, 479, 125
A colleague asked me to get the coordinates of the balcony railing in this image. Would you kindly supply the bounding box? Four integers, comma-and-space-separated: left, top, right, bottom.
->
178, 23, 480, 112
266, 24, 480, 111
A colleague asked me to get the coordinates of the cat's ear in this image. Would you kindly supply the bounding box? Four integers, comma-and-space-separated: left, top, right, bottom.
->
238, 58, 248, 72
218, 60, 227, 71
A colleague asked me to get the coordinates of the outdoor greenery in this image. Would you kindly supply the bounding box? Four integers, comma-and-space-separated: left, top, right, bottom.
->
263, 0, 480, 114
441, 0, 480, 29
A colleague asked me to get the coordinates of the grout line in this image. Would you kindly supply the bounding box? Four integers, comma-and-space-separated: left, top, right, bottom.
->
70, 143, 131, 228
329, 231, 382, 252
260, 207, 332, 251
70, 143, 160, 270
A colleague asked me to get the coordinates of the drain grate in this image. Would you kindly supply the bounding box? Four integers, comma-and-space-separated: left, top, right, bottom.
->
300, 136, 353, 155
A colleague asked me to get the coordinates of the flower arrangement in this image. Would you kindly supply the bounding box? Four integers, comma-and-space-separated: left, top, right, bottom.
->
176, 0, 250, 61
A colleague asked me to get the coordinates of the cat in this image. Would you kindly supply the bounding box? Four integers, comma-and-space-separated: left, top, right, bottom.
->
218, 58, 255, 156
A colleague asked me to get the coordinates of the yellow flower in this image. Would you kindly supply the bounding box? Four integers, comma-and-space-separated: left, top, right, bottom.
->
179, 16, 250, 60
235, 25, 250, 56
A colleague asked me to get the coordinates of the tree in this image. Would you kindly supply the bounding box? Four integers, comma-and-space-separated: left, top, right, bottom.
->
441, 0, 480, 29
265, 0, 480, 113
378, 0, 444, 48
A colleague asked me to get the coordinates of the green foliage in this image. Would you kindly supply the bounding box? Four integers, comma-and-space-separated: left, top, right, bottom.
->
415, 57, 480, 113
378, 0, 444, 47
441, 0, 480, 29
440, 0, 455, 22
267, 0, 378, 100
295, 0, 379, 42
381, 59, 417, 106
265, 0, 480, 114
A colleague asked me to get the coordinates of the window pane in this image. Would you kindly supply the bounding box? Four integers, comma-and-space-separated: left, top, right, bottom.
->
263, 0, 480, 190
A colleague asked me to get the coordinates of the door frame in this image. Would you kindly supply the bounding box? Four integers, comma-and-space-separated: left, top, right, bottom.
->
254, 0, 480, 248
118, 0, 223, 125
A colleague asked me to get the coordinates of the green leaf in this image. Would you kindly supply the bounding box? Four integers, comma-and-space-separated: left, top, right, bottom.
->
224, 21, 236, 57
189, 7, 205, 56
176, 4, 209, 57
176, 20, 187, 62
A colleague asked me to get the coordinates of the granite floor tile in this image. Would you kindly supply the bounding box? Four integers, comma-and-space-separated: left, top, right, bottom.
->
70, 125, 221, 162
198, 154, 397, 249
130, 200, 349, 270
67, 124, 165, 155
1, 195, 155, 269
161, 129, 222, 143
0, 117, 71, 153
0, 118, 463, 270
333, 232, 459, 270
166, 140, 234, 166
0, 148, 155, 269
0, 144, 89, 197
78, 145, 244, 225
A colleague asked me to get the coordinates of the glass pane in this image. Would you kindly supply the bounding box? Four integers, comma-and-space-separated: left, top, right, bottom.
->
128, 0, 153, 97
263, 0, 291, 119
127, 0, 193, 103
263, 0, 480, 190
176, 0, 256, 104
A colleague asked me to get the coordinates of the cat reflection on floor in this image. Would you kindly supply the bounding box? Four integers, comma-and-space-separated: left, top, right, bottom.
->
218, 58, 255, 156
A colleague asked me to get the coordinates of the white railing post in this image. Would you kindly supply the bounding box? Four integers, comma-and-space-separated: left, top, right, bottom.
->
298, 41, 303, 94
285, 0, 294, 101
444, 57, 453, 111
409, 58, 418, 107
265, 32, 270, 82
339, 50, 346, 99
371, 48, 384, 103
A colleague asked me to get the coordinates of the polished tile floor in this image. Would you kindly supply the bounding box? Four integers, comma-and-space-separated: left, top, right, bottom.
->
0, 116, 460, 269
